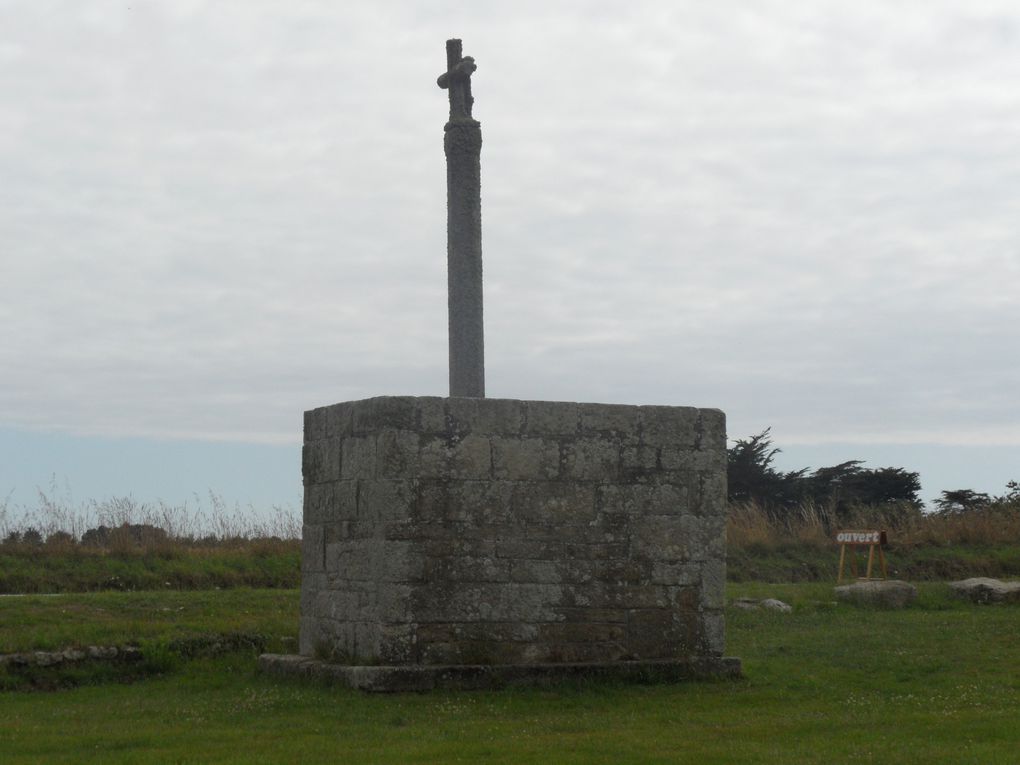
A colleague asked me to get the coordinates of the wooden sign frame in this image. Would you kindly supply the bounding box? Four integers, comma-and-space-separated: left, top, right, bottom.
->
835, 529, 888, 583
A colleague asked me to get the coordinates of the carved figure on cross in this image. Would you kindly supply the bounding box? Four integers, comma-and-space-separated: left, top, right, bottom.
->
437, 39, 477, 124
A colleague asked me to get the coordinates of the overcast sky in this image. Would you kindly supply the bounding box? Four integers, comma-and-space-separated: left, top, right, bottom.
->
2, 1, 1018, 510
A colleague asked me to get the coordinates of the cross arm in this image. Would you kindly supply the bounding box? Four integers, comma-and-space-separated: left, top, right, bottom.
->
437, 56, 476, 89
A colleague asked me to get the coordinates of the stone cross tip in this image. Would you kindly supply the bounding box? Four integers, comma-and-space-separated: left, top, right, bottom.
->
437, 38, 477, 124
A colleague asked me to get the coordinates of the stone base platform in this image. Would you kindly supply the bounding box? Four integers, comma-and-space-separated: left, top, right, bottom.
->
258, 653, 742, 693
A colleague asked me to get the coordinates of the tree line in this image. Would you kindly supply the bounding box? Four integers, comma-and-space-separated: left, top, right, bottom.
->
728, 429, 1018, 518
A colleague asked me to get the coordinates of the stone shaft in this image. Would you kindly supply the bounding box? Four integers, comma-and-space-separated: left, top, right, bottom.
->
440, 38, 484, 398
445, 122, 484, 398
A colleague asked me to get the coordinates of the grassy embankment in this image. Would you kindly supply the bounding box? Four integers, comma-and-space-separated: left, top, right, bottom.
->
0, 492, 301, 593
1, 584, 1018, 763
3, 499, 1019, 591
727, 500, 1020, 582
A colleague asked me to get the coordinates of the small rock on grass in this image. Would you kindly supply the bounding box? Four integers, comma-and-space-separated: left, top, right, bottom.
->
948, 577, 1020, 604
731, 598, 792, 613
834, 579, 917, 609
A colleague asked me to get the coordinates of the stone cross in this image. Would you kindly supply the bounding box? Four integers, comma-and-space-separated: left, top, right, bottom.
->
437, 39, 484, 398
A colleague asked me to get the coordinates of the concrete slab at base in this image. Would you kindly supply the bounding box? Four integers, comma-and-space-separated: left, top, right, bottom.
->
259, 653, 742, 692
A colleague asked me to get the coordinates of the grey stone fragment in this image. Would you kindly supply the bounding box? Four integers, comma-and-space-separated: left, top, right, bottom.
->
948, 577, 1020, 604
732, 598, 760, 611
834, 579, 917, 609
731, 597, 793, 613
34, 651, 61, 666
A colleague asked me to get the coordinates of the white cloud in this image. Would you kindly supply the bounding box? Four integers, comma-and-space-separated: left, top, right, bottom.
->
1, 0, 1018, 447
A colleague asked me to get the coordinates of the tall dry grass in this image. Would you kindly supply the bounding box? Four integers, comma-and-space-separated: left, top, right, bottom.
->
727, 499, 1020, 551
0, 483, 300, 549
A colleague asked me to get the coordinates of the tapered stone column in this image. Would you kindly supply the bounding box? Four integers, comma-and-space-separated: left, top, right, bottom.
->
438, 39, 484, 398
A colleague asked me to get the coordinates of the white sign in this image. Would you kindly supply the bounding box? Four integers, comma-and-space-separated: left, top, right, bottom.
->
835, 530, 881, 545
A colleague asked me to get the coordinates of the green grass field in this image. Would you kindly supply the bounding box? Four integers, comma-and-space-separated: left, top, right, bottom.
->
1, 583, 1018, 763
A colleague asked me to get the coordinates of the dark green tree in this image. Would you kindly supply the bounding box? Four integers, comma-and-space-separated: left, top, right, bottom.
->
728, 429, 922, 519
934, 489, 992, 514
727, 429, 805, 513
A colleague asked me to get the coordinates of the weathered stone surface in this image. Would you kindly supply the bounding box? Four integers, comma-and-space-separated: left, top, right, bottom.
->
0, 644, 143, 668
948, 577, 1020, 604
288, 396, 736, 685
258, 653, 742, 693
834, 579, 917, 609
439, 38, 485, 398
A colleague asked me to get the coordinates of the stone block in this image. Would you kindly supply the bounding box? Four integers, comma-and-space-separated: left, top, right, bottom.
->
620, 444, 659, 477
579, 403, 641, 436
340, 437, 376, 480
425, 555, 510, 583
560, 438, 621, 481
701, 611, 725, 655
293, 396, 733, 679
376, 430, 420, 478
358, 479, 415, 524
537, 622, 626, 644
303, 483, 332, 525
419, 435, 492, 479
301, 524, 325, 573
352, 396, 420, 433
631, 516, 691, 561
324, 402, 354, 439
696, 409, 727, 452
523, 400, 579, 436
491, 437, 559, 480
304, 408, 326, 442
511, 482, 596, 525
697, 558, 726, 609
510, 559, 569, 584
597, 483, 689, 516
416, 479, 514, 524
640, 405, 699, 448
417, 397, 447, 434
446, 397, 524, 436
302, 439, 340, 485
450, 435, 493, 478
